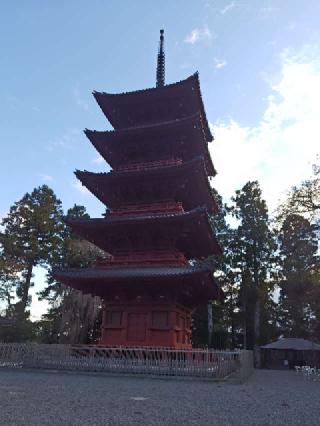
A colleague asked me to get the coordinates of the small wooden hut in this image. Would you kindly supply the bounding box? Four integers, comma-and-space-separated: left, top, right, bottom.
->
261, 338, 320, 369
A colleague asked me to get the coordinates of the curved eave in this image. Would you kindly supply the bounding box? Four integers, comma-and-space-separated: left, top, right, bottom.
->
93, 73, 213, 142
53, 266, 223, 304
65, 207, 222, 259
75, 157, 219, 214
85, 114, 216, 177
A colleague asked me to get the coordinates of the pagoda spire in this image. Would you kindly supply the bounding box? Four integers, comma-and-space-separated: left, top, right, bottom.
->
156, 29, 165, 87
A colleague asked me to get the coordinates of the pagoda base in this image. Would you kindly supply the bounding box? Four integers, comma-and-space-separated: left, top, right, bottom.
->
100, 302, 192, 349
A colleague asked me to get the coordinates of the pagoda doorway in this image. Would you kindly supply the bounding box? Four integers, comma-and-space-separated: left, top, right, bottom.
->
127, 312, 148, 342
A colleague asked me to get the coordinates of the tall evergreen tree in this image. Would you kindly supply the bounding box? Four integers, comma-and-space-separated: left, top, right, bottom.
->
278, 214, 319, 338
231, 181, 277, 350
0, 185, 64, 323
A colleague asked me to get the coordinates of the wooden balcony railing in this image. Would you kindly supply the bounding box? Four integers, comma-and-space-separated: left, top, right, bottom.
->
116, 158, 182, 173
95, 250, 187, 267
109, 201, 184, 216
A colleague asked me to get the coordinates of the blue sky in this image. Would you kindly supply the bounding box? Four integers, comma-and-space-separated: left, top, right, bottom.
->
1, 1, 320, 318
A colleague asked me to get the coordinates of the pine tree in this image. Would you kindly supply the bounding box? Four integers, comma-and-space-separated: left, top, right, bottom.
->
0, 185, 64, 323
278, 214, 319, 337
231, 181, 277, 350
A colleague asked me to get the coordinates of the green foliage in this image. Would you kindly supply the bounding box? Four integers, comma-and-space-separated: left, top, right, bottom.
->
231, 181, 277, 348
1, 185, 64, 266
0, 320, 36, 343
193, 184, 280, 349
278, 161, 320, 221
0, 185, 64, 322
278, 214, 319, 338
0, 256, 19, 317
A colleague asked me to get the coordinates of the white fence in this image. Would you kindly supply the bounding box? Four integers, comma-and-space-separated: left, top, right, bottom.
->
0, 343, 253, 380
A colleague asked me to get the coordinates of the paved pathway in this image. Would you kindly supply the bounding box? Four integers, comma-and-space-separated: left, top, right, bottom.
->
0, 369, 319, 425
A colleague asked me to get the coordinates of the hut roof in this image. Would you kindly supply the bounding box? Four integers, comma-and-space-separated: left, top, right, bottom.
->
261, 338, 320, 351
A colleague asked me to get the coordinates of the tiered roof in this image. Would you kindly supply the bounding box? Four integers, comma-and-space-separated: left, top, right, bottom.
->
54, 265, 223, 306
75, 157, 218, 213
65, 207, 221, 259
85, 113, 216, 176
55, 68, 222, 304
93, 73, 212, 141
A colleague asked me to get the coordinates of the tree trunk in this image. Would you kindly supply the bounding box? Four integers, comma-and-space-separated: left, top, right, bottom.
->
253, 251, 261, 368
242, 271, 247, 350
17, 262, 33, 322
253, 242, 261, 346
253, 249, 260, 347
254, 296, 261, 344
230, 288, 235, 348
207, 302, 213, 348
5, 289, 13, 317
253, 296, 261, 367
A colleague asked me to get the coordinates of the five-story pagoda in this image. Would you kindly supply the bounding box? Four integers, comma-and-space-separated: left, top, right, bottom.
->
55, 30, 223, 348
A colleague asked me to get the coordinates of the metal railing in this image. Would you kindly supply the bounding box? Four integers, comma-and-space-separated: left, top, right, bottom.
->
0, 344, 253, 380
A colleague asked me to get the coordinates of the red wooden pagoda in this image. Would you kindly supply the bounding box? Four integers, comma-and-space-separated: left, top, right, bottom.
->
55, 30, 222, 348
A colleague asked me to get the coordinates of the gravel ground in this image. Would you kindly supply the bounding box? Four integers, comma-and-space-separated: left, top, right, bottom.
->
0, 368, 319, 426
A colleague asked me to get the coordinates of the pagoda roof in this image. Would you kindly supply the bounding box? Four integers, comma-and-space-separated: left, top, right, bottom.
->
93, 73, 213, 142
75, 157, 218, 213
85, 113, 216, 176
65, 207, 221, 259
53, 265, 223, 306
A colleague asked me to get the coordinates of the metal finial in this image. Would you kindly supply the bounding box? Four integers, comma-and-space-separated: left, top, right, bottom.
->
156, 29, 165, 87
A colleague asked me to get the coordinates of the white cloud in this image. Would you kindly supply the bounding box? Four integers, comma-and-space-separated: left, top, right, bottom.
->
210, 45, 320, 213
220, 2, 235, 15
39, 174, 53, 182
184, 26, 213, 45
72, 180, 91, 195
214, 58, 227, 69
